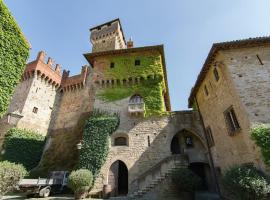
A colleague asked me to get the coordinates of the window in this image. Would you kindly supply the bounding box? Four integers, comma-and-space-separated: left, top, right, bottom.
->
102, 40, 106, 43
224, 106, 240, 136
135, 60, 141, 66
33, 107, 38, 114
114, 137, 127, 146
129, 94, 143, 104
206, 126, 215, 147
110, 62, 115, 68
185, 136, 193, 148
213, 68, 220, 81
148, 136, 150, 147
204, 85, 209, 96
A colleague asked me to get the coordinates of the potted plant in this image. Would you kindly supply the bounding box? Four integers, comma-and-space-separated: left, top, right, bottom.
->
68, 169, 93, 199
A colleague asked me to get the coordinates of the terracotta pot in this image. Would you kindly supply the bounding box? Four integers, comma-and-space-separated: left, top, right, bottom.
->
75, 191, 87, 200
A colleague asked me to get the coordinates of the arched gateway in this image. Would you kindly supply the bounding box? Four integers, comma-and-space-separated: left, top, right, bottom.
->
108, 160, 128, 196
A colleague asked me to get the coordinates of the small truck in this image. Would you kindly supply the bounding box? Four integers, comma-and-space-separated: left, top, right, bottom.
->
18, 171, 69, 198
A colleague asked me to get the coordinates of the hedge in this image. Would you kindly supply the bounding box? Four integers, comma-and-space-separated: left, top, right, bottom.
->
251, 124, 270, 166
78, 110, 119, 177
0, 0, 30, 117
222, 165, 270, 200
2, 128, 45, 171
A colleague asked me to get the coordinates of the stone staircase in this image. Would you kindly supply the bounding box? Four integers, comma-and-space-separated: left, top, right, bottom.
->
126, 155, 189, 200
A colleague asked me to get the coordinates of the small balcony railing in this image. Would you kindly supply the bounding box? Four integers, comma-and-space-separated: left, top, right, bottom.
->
128, 102, 145, 114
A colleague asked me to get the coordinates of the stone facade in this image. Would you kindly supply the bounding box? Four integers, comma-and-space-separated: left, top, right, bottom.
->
189, 40, 270, 175
10, 19, 270, 199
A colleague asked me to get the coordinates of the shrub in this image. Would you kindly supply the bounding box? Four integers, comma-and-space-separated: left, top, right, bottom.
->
68, 169, 93, 199
2, 128, 45, 171
0, 0, 30, 117
0, 161, 27, 197
171, 167, 202, 192
222, 165, 270, 200
251, 124, 270, 166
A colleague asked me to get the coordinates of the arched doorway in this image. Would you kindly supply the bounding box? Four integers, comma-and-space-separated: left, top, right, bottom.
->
108, 160, 128, 196
171, 135, 181, 154
189, 162, 211, 190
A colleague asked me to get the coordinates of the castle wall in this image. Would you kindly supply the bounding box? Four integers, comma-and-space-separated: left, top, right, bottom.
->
8, 74, 58, 135
195, 51, 266, 174
91, 93, 207, 194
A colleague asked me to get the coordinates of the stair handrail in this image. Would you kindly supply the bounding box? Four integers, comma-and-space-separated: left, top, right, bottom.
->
130, 154, 188, 191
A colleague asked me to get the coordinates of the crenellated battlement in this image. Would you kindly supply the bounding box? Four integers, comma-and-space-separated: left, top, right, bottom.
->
22, 51, 62, 88
61, 65, 90, 92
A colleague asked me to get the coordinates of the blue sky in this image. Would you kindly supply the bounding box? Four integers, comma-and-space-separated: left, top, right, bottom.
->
5, 0, 270, 110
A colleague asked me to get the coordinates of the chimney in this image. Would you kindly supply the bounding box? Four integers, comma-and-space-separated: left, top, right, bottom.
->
55, 64, 61, 75
127, 38, 134, 48
36, 51, 45, 62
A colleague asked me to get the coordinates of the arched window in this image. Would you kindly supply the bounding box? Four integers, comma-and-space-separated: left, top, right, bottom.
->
129, 94, 143, 104
114, 137, 127, 146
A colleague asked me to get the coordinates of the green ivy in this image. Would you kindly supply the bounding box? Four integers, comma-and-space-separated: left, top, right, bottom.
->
251, 124, 270, 167
0, 0, 30, 117
78, 110, 119, 177
96, 53, 167, 117
1, 128, 45, 171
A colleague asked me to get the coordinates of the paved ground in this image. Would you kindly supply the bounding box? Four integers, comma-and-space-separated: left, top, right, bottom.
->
3, 194, 104, 200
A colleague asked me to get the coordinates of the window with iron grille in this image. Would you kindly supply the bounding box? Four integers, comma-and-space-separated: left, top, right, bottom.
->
224, 106, 240, 136
206, 126, 215, 147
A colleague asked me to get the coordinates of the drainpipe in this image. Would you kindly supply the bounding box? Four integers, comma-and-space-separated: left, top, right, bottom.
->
194, 97, 221, 195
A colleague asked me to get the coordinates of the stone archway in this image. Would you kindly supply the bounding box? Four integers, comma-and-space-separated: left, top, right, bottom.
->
108, 160, 128, 196
170, 129, 208, 163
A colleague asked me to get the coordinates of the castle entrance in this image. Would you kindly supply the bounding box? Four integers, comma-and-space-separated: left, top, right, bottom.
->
189, 162, 211, 190
108, 160, 128, 196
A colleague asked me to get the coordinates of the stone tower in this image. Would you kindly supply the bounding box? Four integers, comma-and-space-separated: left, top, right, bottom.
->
90, 18, 126, 52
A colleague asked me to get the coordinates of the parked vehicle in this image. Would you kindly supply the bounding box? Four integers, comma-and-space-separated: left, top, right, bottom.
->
18, 171, 69, 198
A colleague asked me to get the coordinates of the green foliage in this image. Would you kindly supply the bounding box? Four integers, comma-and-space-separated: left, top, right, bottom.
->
0, 0, 30, 117
68, 169, 93, 194
171, 167, 202, 192
98, 78, 166, 117
2, 128, 45, 171
0, 161, 27, 196
78, 110, 119, 177
97, 53, 167, 117
222, 165, 270, 200
251, 124, 270, 166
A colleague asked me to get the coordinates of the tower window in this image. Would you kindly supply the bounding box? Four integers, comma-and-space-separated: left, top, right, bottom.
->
135, 60, 141, 66
33, 107, 38, 114
213, 68, 220, 81
224, 106, 240, 136
204, 85, 209, 96
206, 126, 215, 147
147, 136, 150, 147
110, 62, 115, 68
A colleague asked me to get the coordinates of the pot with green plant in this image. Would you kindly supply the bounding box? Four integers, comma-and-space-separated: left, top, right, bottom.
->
171, 167, 202, 200
68, 169, 93, 200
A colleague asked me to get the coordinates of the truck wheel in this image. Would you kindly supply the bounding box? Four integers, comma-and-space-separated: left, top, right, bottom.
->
39, 187, 51, 198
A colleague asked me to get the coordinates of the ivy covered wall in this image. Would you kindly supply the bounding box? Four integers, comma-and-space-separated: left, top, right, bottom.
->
95, 52, 167, 117
79, 110, 119, 177
0, 0, 30, 117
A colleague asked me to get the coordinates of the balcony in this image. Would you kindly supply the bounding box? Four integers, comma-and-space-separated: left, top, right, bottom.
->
128, 102, 145, 116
